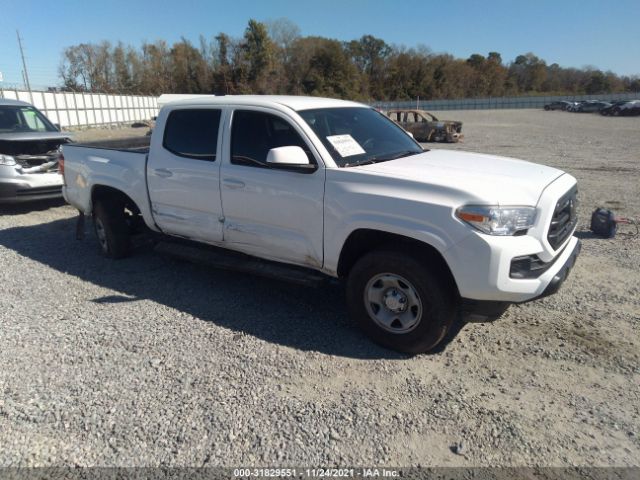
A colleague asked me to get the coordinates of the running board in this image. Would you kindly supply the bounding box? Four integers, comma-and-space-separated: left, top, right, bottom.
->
154, 240, 328, 288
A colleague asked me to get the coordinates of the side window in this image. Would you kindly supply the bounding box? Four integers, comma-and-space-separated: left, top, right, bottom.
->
163, 109, 221, 161
21, 109, 46, 130
0, 109, 20, 129
231, 110, 314, 168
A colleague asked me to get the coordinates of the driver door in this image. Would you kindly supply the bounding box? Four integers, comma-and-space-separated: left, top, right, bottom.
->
219, 108, 325, 268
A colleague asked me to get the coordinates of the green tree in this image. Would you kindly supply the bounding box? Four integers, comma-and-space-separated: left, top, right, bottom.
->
301, 38, 360, 98
346, 35, 391, 98
585, 70, 613, 94
243, 19, 275, 90
113, 42, 132, 92
170, 38, 208, 93
212, 33, 232, 94
58, 21, 634, 99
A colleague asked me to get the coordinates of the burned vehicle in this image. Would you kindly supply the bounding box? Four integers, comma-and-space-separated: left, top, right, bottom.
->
0, 99, 71, 203
386, 109, 463, 142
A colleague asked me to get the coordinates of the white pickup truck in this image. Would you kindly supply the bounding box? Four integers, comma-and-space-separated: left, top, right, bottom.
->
61, 95, 580, 353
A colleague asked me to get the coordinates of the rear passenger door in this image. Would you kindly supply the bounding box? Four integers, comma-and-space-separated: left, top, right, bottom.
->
219, 108, 325, 268
147, 108, 224, 243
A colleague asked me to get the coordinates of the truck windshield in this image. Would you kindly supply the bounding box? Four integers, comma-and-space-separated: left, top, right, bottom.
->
0, 106, 58, 133
298, 107, 423, 167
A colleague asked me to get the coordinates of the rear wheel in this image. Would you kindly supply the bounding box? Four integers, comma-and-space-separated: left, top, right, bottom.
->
346, 250, 456, 354
93, 200, 131, 259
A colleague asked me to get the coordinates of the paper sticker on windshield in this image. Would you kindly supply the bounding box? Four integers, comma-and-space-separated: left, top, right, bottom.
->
326, 134, 365, 157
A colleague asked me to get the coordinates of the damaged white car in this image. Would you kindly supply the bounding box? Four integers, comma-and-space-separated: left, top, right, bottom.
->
0, 98, 71, 203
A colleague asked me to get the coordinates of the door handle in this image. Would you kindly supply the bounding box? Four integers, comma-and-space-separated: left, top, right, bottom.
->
223, 178, 245, 189
154, 168, 173, 178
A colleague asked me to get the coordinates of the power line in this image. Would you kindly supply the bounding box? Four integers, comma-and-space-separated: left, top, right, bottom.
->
16, 30, 33, 103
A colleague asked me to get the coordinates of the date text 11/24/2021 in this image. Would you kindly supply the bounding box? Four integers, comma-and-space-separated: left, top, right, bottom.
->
233, 467, 400, 477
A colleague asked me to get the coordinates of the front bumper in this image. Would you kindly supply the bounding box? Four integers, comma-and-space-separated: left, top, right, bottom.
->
461, 238, 580, 319
447, 231, 580, 303
0, 174, 63, 203
529, 238, 581, 301
445, 173, 580, 303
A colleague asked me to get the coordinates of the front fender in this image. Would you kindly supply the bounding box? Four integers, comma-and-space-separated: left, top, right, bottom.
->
323, 209, 471, 276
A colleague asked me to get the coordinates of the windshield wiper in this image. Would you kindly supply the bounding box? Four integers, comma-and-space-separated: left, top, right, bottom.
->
343, 159, 377, 168
371, 150, 421, 162
343, 150, 421, 168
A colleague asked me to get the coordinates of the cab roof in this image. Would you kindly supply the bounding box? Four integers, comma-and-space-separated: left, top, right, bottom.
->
0, 98, 32, 107
163, 95, 366, 112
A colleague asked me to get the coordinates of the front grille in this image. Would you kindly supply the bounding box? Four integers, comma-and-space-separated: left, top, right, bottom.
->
15, 185, 63, 196
547, 186, 578, 249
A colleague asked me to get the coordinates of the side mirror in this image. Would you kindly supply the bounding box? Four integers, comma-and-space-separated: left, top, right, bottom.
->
54, 123, 62, 131
266, 146, 316, 172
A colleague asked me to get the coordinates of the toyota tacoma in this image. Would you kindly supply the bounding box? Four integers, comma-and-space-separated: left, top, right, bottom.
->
61, 96, 580, 354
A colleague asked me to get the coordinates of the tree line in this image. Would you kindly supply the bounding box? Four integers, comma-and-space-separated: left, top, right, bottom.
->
59, 18, 640, 100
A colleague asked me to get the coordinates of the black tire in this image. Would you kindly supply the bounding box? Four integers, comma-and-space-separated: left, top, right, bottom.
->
93, 200, 131, 259
544, 105, 550, 111
346, 249, 456, 354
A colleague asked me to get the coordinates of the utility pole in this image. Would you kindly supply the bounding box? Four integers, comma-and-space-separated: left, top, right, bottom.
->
16, 30, 33, 103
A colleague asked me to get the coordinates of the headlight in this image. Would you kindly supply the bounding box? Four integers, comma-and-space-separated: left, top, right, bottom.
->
0, 154, 16, 166
456, 205, 536, 236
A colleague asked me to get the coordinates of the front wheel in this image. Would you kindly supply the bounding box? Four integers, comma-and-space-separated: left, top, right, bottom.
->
346, 250, 456, 354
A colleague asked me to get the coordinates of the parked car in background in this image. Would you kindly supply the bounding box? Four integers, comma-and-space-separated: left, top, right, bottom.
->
601, 100, 640, 116
618, 100, 640, 116
565, 101, 583, 112
0, 99, 72, 203
600, 100, 629, 116
543, 101, 572, 111
571, 100, 611, 113
385, 109, 463, 142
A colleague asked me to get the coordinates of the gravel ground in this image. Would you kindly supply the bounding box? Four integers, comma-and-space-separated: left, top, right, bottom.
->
0, 110, 638, 467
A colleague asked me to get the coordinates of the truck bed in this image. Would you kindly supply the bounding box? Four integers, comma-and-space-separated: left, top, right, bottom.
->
74, 135, 150, 153
61, 138, 152, 218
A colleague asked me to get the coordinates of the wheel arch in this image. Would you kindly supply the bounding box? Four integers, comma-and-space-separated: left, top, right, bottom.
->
337, 228, 460, 297
91, 185, 141, 215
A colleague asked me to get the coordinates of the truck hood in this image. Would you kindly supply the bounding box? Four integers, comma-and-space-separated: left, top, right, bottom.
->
0, 132, 72, 142
354, 149, 565, 205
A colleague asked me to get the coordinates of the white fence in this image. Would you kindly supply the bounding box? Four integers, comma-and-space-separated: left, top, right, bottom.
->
373, 92, 640, 111
0, 88, 159, 129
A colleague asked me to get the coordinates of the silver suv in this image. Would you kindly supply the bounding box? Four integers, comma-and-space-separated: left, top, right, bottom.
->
0, 98, 71, 203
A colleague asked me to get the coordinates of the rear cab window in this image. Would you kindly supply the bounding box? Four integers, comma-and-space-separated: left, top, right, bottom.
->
162, 109, 221, 161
